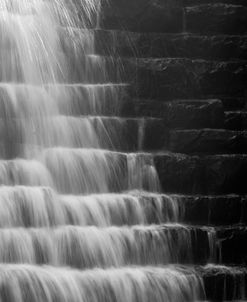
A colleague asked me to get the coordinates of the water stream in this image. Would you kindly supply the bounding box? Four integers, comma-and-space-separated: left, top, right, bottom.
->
0, 0, 209, 301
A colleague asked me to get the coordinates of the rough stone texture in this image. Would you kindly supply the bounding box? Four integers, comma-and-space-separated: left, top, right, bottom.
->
154, 153, 204, 194
154, 154, 247, 194
96, 118, 140, 151
91, 0, 247, 298
168, 129, 247, 154
225, 111, 247, 130
185, 4, 247, 34
203, 155, 247, 194
178, 195, 245, 226
99, 0, 183, 33
142, 118, 168, 150
185, 0, 247, 5
129, 99, 224, 129
95, 30, 247, 60
220, 96, 247, 110
163, 100, 224, 129
200, 266, 247, 300
217, 227, 247, 264
122, 58, 247, 99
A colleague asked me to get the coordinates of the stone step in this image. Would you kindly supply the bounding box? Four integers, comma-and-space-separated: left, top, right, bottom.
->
217, 227, 247, 265
0, 84, 225, 123
185, 4, 247, 35
0, 186, 246, 227
1, 151, 246, 195
94, 29, 247, 60
185, 0, 247, 5
99, 0, 183, 33
3, 55, 245, 99
154, 153, 247, 194
0, 263, 227, 302
199, 265, 247, 301
219, 96, 247, 111
225, 111, 247, 130
0, 117, 165, 154
0, 223, 246, 266
0, 83, 131, 117
130, 99, 224, 128
174, 194, 247, 226
0, 54, 121, 83
1, 117, 228, 156
168, 129, 247, 154
0, 150, 162, 194
97, 1, 247, 37
0, 102, 225, 156
99, 1, 247, 36
0, 263, 245, 301
0, 186, 245, 227
0, 224, 216, 266
120, 58, 247, 99
131, 193, 247, 227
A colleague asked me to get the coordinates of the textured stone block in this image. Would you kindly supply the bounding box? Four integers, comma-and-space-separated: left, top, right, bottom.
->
94, 30, 247, 60
169, 129, 247, 154
185, 4, 247, 34
122, 58, 247, 98
99, 0, 183, 32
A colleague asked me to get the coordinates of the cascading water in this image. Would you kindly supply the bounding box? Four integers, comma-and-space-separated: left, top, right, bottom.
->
0, 0, 211, 301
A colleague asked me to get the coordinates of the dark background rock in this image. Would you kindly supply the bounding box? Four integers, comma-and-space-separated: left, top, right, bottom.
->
185, 4, 247, 34
163, 99, 224, 129
217, 227, 247, 264
169, 129, 247, 154
180, 195, 244, 225
99, 0, 183, 33
154, 154, 247, 194
154, 153, 204, 194
203, 155, 247, 194
95, 30, 247, 60
225, 111, 247, 130
201, 266, 247, 300
121, 58, 247, 99
185, 0, 247, 5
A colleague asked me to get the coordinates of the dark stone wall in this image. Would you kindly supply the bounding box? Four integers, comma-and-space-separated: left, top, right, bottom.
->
89, 0, 247, 299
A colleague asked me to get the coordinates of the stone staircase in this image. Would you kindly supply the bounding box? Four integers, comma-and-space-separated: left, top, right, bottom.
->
0, 0, 247, 301
88, 0, 247, 300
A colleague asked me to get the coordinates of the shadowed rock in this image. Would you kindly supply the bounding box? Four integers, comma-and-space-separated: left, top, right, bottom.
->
154, 154, 247, 194
168, 129, 247, 154
185, 4, 247, 34
121, 58, 247, 99
94, 30, 247, 60
225, 111, 247, 130
99, 0, 183, 33
199, 265, 247, 300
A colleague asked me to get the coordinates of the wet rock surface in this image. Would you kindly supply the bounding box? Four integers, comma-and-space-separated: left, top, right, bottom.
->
95, 30, 247, 60
154, 154, 247, 194
199, 265, 247, 300
168, 129, 247, 154
185, 4, 247, 34
217, 227, 247, 264
225, 111, 247, 130
121, 58, 247, 99
178, 195, 246, 226
99, 0, 183, 33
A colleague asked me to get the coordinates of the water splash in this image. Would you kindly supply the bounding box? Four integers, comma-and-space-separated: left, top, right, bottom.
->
0, 224, 211, 267
0, 187, 181, 228
0, 0, 207, 301
0, 265, 204, 302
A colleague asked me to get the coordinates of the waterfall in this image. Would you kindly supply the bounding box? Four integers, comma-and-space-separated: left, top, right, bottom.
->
0, 0, 207, 301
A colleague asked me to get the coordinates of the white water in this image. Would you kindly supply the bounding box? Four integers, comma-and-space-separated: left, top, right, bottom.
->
0, 0, 207, 301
